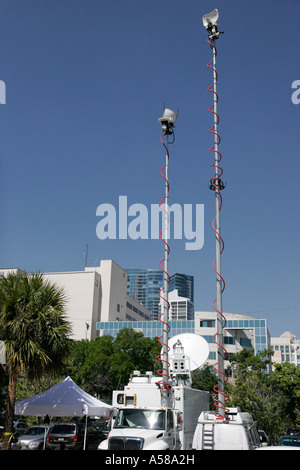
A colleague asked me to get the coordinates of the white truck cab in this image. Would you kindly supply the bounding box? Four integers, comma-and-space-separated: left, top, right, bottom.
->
192, 408, 261, 450
105, 406, 179, 450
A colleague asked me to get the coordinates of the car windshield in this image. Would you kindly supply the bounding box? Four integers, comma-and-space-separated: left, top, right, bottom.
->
51, 424, 75, 434
280, 436, 300, 447
24, 427, 47, 436
114, 409, 165, 430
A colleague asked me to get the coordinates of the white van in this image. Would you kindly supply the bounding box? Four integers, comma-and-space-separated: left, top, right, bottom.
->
192, 408, 261, 450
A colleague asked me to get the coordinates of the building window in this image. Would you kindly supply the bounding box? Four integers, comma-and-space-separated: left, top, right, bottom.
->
224, 336, 235, 345
202, 335, 214, 343
240, 337, 252, 347
200, 320, 215, 328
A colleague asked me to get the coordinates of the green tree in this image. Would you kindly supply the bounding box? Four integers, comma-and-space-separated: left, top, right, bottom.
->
111, 328, 160, 389
227, 349, 287, 444
192, 364, 217, 409
65, 329, 161, 400
65, 336, 115, 402
0, 272, 72, 449
272, 362, 300, 427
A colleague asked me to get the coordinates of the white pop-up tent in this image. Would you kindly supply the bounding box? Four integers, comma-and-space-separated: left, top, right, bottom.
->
15, 376, 112, 418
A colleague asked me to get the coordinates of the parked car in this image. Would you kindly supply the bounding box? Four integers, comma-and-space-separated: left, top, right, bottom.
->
279, 435, 300, 448
256, 446, 300, 450
0, 426, 4, 449
94, 421, 110, 438
258, 430, 268, 446
13, 419, 28, 437
12, 424, 53, 450
46, 422, 106, 450
286, 427, 300, 436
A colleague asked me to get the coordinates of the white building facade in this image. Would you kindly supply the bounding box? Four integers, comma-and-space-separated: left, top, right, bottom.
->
159, 289, 194, 321
271, 331, 300, 368
195, 311, 271, 372
0, 261, 150, 341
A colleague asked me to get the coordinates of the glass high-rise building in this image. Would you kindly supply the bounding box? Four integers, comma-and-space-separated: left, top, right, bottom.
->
125, 268, 162, 320
125, 268, 194, 320
169, 273, 194, 303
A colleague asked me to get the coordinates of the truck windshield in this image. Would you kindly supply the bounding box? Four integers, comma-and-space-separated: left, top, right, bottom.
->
114, 409, 165, 430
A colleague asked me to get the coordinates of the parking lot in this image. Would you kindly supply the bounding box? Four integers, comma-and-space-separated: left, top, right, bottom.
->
1, 418, 108, 451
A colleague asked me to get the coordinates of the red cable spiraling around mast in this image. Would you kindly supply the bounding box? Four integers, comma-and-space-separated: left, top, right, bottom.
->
207, 37, 229, 419
157, 133, 171, 390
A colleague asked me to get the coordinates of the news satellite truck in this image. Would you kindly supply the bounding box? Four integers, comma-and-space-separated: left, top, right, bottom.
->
98, 337, 210, 451
98, 370, 209, 451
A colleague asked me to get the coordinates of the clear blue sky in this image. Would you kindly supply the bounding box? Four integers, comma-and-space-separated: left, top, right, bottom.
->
1, 0, 299, 338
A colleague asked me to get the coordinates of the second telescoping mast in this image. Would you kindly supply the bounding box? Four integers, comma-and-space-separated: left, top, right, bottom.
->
203, 9, 228, 419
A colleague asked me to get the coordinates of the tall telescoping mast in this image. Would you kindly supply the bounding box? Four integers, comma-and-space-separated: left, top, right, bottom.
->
157, 108, 177, 404
202, 9, 228, 419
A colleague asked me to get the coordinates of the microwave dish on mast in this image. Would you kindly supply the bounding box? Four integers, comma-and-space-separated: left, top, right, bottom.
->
168, 333, 210, 372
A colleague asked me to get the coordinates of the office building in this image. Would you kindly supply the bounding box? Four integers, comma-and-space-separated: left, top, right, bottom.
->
159, 289, 194, 321
125, 268, 162, 320
125, 268, 194, 320
1, 266, 274, 371
271, 331, 300, 368
97, 311, 271, 372
0, 261, 150, 341
169, 273, 194, 303
195, 311, 271, 373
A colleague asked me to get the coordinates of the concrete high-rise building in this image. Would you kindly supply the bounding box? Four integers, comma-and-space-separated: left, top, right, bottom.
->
160, 289, 194, 321
0, 261, 150, 341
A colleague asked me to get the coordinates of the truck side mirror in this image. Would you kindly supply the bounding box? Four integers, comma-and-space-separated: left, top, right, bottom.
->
177, 413, 183, 431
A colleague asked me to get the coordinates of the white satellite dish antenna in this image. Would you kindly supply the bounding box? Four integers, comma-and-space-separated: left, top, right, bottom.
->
202, 9, 219, 29
168, 333, 209, 371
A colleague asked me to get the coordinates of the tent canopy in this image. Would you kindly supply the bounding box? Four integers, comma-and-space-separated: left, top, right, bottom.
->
15, 376, 112, 418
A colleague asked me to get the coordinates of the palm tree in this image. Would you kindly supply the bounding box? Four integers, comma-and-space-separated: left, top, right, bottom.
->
0, 271, 72, 449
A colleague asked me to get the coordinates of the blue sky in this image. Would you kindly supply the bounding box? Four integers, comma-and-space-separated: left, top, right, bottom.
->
0, 0, 299, 338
